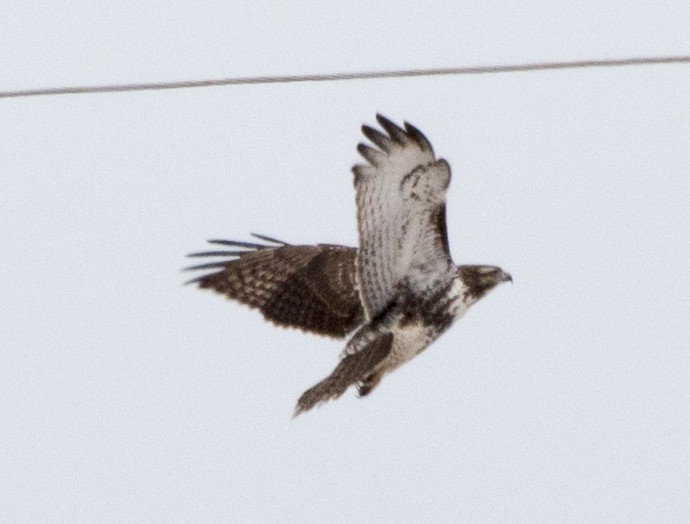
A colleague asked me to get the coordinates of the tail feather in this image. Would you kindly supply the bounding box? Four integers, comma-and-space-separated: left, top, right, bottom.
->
294, 332, 393, 416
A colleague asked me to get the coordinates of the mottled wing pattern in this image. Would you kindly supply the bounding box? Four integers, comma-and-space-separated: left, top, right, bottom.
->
186, 235, 363, 338
294, 330, 393, 416
353, 115, 453, 320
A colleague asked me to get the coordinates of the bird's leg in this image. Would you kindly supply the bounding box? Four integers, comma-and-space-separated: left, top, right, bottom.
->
357, 371, 384, 397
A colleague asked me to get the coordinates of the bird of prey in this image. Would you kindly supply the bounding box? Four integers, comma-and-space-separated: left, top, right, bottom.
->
186, 115, 511, 415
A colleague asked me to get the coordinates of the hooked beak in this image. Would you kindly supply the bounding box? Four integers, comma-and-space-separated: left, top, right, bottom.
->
499, 270, 513, 283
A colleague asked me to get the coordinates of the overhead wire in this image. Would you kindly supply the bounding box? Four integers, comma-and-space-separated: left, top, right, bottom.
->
1, 55, 689, 100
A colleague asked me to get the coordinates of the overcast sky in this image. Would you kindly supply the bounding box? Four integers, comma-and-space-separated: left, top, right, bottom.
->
2, 2, 690, 522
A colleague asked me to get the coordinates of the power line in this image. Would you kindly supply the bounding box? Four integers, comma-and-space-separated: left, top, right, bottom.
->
1, 55, 689, 100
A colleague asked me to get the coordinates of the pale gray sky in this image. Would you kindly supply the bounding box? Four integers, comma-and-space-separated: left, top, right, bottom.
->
2, 2, 690, 522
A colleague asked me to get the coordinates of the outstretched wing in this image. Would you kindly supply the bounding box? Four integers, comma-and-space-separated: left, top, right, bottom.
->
186, 235, 364, 338
353, 115, 453, 320
294, 329, 393, 416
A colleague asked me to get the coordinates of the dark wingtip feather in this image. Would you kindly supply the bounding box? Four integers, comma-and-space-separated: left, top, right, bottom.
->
183, 274, 209, 286
207, 239, 265, 249
361, 125, 393, 152
375, 113, 393, 127
183, 261, 230, 272
357, 142, 383, 164
375, 114, 406, 144
187, 250, 246, 258
182, 269, 225, 286
183, 233, 289, 287
249, 233, 290, 245
403, 121, 433, 153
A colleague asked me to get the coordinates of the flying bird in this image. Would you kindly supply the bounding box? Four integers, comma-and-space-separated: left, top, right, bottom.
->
186, 115, 511, 415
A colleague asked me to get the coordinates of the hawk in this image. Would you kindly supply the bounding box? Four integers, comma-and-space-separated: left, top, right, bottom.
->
186, 115, 511, 415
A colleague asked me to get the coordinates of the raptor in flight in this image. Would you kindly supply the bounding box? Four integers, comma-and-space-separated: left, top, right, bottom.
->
186, 115, 511, 415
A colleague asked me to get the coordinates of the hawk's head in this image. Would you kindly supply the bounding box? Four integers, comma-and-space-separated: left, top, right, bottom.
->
458, 265, 512, 302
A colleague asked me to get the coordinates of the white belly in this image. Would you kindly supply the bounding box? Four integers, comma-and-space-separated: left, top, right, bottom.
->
377, 279, 471, 374
379, 322, 432, 371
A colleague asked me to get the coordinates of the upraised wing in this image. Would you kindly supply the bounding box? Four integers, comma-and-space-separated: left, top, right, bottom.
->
353, 115, 453, 320
186, 235, 363, 338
